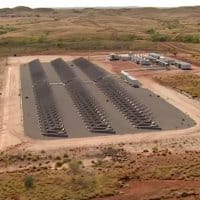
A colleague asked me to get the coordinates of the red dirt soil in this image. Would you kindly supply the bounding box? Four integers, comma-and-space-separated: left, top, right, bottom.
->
95, 180, 200, 200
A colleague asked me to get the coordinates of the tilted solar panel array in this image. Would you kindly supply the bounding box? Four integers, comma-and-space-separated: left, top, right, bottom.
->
97, 77, 161, 130
51, 58, 76, 83
51, 59, 115, 134
29, 59, 67, 137
73, 57, 161, 130
73, 57, 107, 81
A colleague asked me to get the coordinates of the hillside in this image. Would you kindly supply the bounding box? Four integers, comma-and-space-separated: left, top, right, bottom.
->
0, 6, 199, 63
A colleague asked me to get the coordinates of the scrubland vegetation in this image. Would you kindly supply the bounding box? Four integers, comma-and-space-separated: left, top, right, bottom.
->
154, 74, 200, 98
0, 6, 200, 200
0, 6, 199, 57
0, 144, 200, 200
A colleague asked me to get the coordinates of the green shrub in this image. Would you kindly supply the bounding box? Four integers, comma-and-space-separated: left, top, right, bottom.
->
116, 34, 136, 41
72, 173, 96, 190
56, 39, 65, 48
24, 175, 35, 189
145, 28, 155, 34
164, 19, 182, 29
151, 32, 171, 42
152, 147, 159, 153
174, 34, 200, 43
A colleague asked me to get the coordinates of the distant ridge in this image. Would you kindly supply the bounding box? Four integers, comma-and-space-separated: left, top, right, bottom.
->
0, 5, 199, 12
0, 6, 54, 13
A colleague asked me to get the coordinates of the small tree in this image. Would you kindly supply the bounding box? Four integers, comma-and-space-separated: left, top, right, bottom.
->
24, 175, 35, 189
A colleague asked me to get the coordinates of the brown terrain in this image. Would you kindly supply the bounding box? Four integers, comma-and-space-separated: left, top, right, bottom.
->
0, 53, 199, 199
0, 6, 200, 200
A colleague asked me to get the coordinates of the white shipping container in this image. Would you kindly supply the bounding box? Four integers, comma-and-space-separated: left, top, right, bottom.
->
121, 70, 141, 87
175, 61, 191, 70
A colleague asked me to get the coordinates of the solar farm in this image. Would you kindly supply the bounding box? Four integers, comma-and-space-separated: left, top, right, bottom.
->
20, 57, 195, 139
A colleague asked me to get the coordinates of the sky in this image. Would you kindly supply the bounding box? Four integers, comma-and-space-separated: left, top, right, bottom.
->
0, 0, 199, 8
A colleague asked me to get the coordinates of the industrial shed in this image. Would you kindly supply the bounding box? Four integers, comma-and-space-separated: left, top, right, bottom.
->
140, 58, 151, 66
175, 61, 192, 70
149, 53, 161, 59
119, 54, 131, 61
131, 55, 151, 66
108, 53, 120, 61
160, 57, 175, 65
121, 70, 141, 87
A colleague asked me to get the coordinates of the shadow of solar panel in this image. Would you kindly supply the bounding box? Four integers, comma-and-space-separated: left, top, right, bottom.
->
29, 59, 68, 137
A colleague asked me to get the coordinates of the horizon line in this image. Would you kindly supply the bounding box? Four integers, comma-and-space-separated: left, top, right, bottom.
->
0, 5, 200, 9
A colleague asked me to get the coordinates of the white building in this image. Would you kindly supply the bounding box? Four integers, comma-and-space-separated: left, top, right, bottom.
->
119, 54, 131, 61
121, 70, 141, 87
175, 61, 192, 70
160, 57, 175, 65
149, 53, 161, 59
108, 53, 120, 61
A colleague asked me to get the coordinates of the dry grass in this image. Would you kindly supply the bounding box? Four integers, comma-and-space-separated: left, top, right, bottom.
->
1, 147, 200, 200
154, 73, 200, 98
0, 7, 199, 58
0, 57, 6, 91
0, 170, 118, 200
0, 7, 199, 39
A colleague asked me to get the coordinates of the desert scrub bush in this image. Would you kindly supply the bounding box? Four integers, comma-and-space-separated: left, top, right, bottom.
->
41, 150, 45, 154
56, 39, 65, 48
151, 32, 172, 42
63, 153, 69, 158
92, 159, 104, 167
151, 165, 181, 179
55, 156, 61, 160
29, 34, 48, 44
163, 19, 183, 29
68, 160, 83, 175
55, 161, 64, 168
0, 167, 119, 199
154, 74, 200, 98
145, 28, 156, 34
174, 34, 200, 43
115, 34, 136, 41
68, 172, 118, 199
24, 175, 35, 189
71, 173, 96, 190
152, 147, 159, 153
0, 25, 18, 35
92, 159, 110, 168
